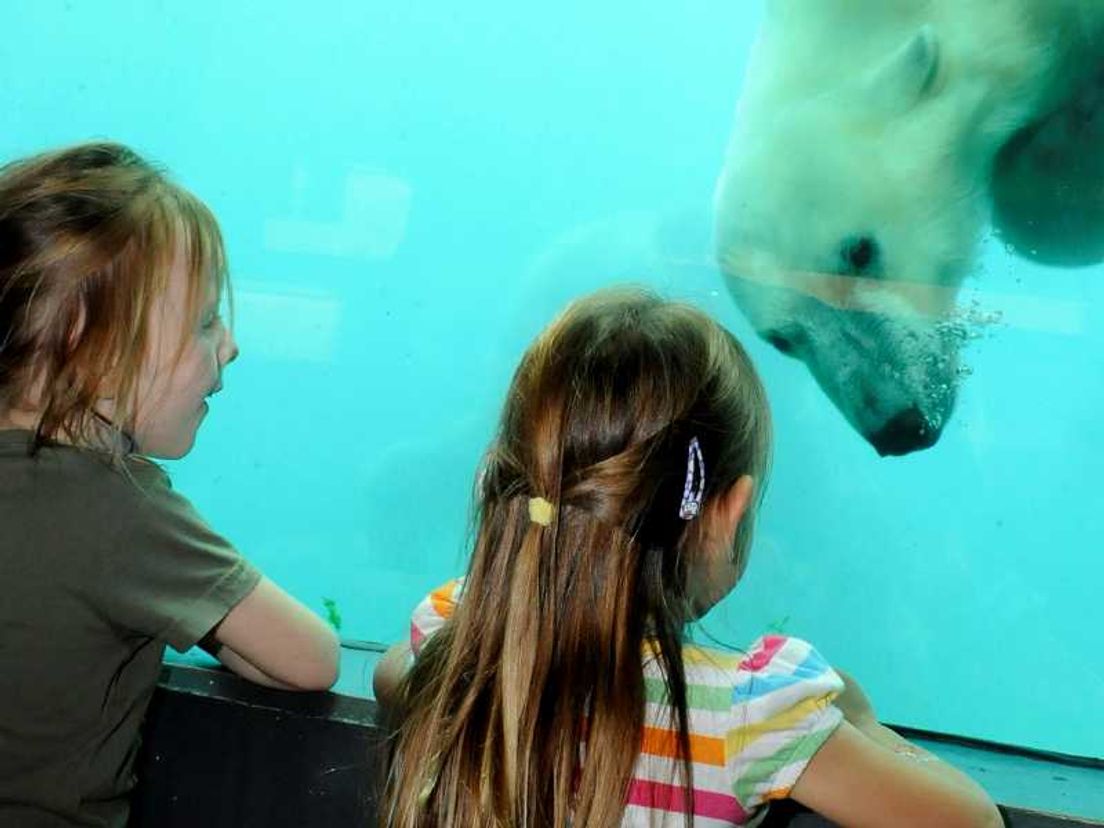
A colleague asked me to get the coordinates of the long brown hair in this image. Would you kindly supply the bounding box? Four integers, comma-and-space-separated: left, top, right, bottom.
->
0, 141, 228, 459
384, 289, 772, 827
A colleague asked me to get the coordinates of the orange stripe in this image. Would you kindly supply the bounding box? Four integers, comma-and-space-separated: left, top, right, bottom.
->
640, 726, 726, 767
429, 581, 459, 620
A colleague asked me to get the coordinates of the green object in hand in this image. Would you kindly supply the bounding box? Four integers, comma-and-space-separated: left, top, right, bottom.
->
322, 597, 343, 632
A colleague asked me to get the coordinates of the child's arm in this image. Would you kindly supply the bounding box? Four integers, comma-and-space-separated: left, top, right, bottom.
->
790, 720, 1003, 828
791, 667, 1003, 827
204, 577, 340, 691
370, 579, 461, 711
373, 641, 412, 712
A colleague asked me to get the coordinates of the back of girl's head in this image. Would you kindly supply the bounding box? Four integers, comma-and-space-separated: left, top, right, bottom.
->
387, 288, 771, 828
0, 141, 227, 454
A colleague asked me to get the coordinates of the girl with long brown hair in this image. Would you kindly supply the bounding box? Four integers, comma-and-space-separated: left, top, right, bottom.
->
0, 142, 339, 827
376, 289, 1001, 827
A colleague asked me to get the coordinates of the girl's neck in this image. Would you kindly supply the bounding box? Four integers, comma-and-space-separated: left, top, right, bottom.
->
0, 407, 136, 455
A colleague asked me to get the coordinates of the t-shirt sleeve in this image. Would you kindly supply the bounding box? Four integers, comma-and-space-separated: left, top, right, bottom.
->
89, 463, 262, 653
726, 635, 844, 811
409, 578, 464, 656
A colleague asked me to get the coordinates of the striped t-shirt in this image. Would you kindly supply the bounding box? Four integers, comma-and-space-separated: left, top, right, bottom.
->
409, 579, 844, 827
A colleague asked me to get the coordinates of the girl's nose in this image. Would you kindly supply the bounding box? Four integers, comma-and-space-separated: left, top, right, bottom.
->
220, 327, 240, 366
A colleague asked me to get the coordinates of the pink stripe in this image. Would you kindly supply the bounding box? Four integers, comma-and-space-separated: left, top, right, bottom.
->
626, 779, 747, 823
739, 634, 787, 673
410, 622, 425, 654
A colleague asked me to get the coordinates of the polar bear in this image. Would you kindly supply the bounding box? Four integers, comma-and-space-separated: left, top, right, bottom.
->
714, 0, 1104, 455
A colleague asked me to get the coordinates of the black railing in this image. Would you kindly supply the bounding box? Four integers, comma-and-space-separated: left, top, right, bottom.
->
131, 661, 1103, 828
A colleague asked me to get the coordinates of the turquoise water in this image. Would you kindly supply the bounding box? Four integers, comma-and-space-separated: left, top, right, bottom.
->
3, 1, 1101, 760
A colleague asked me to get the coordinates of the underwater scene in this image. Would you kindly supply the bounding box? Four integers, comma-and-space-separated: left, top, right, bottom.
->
4, 0, 1101, 763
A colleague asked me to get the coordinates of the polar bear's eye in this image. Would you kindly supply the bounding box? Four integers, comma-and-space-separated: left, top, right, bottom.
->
763, 327, 804, 356
839, 235, 880, 275
765, 332, 795, 354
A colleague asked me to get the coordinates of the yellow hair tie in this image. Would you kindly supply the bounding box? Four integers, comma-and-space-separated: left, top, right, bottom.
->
528, 496, 554, 526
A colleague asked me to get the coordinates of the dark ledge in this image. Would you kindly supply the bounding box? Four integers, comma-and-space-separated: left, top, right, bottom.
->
131, 663, 1103, 827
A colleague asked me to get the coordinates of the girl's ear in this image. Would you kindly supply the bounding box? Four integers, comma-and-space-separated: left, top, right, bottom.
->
689, 475, 759, 618
860, 26, 940, 117
714, 474, 756, 538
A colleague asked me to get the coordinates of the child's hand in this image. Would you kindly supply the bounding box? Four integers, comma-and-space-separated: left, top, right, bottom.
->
833, 666, 878, 727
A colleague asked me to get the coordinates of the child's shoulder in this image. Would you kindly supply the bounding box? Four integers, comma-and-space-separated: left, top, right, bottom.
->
67, 446, 171, 498
680, 634, 841, 695
410, 577, 464, 653
22, 441, 179, 527
417, 577, 464, 620
3, 435, 157, 491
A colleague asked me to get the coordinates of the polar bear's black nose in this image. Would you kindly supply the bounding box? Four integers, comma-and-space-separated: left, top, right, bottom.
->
870, 408, 942, 456
839, 235, 880, 276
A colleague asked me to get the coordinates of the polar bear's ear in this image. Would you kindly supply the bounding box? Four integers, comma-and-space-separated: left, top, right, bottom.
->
863, 25, 940, 115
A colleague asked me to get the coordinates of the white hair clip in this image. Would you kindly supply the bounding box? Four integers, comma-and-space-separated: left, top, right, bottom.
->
679, 436, 705, 520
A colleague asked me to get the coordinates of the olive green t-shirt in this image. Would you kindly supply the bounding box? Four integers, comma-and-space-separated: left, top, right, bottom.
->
0, 430, 262, 827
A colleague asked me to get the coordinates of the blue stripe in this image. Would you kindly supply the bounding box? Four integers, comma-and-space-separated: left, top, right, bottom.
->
731, 646, 834, 703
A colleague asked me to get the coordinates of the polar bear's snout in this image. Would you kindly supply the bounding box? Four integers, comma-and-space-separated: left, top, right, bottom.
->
870, 407, 942, 457
725, 274, 958, 456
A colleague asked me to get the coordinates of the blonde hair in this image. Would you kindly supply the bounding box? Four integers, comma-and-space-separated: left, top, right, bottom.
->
385, 288, 772, 827
0, 141, 229, 459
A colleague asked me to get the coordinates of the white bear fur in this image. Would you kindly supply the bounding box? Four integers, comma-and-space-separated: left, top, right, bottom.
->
714, 0, 1104, 454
